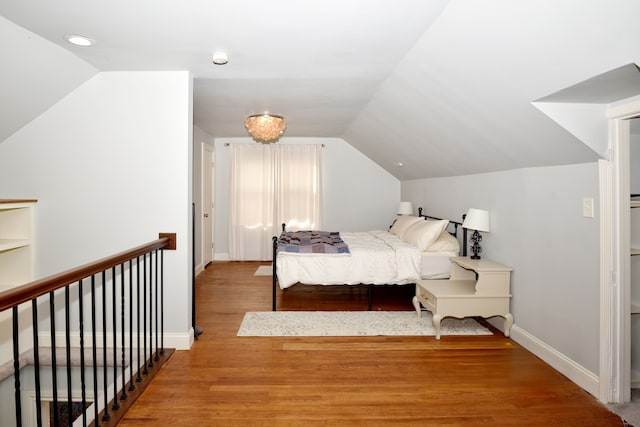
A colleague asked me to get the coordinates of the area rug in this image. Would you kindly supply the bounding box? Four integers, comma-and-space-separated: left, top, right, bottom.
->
254, 265, 272, 276
237, 311, 492, 337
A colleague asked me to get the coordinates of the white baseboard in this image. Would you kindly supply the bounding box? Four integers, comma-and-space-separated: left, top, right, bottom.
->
195, 262, 204, 276
38, 330, 194, 351
164, 329, 193, 350
214, 252, 230, 261
509, 324, 600, 398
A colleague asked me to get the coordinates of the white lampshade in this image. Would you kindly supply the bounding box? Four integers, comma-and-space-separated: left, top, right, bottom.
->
462, 208, 490, 232
397, 202, 413, 215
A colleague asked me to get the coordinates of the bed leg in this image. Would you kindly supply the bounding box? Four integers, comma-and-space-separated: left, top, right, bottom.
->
272, 236, 278, 311
272, 273, 276, 311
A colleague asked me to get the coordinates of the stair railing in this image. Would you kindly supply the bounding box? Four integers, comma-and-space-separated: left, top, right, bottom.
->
0, 233, 176, 427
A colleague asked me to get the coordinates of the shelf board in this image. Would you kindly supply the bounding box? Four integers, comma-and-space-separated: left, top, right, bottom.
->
632, 303, 640, 315
0, 238, 30, 252
633, 248, 640, 256
632, 200, 640, 208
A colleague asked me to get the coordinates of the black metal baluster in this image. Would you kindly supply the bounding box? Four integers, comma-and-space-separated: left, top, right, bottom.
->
160, 249, 164, 355
148, 253, 154, 369
13, 306, 22, 427
90, 276, 99, 427
135, 256, 142, 384
120, 262, 129, 401
49, 291, 60, 427
142, 253, 148, 376
111, 266, 120, 411
78, 280, 87, 427
154, 250, 159, 361
32, 299, 42, 427
101, 271, 110, 422
128, 259, 136, 392
65, 286, 73, 424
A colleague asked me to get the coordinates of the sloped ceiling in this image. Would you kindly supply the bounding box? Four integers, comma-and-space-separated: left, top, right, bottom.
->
0, 0, 639, 180
0, 15, 97, 143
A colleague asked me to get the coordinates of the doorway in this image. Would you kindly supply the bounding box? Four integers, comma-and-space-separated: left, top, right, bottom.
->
604, 99, 640, 404
201, 143, 214, 267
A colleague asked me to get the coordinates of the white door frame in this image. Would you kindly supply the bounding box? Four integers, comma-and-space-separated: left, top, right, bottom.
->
602, 99, 640, 403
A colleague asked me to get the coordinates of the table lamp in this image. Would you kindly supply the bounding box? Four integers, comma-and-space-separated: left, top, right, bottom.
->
397, 202, 413, 215
462, 208, 490, 259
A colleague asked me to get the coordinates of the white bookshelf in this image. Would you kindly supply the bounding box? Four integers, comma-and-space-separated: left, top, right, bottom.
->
0, 200, 36, 292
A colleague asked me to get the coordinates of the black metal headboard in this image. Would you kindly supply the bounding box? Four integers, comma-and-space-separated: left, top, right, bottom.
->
418, 207, 467, 256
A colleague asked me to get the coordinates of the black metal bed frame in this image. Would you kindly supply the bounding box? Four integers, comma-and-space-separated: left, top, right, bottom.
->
271, 208, 467, 311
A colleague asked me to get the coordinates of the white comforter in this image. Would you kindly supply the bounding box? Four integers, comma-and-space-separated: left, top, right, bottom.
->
275, 230, 421, 289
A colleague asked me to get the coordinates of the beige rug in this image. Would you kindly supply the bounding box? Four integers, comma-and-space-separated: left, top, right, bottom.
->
237, 311, 492, 337
254, 265, 272, 276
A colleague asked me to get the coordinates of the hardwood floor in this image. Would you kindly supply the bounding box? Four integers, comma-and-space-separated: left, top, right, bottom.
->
117, 261, 625, 426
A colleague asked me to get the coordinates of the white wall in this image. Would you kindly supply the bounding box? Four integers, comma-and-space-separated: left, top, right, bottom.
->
403, 162, 601, 376
213, 137, 400, 259
0, 71, 193, 349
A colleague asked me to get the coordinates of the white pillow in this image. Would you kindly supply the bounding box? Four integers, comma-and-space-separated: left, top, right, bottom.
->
389, 215, 422, 239
402, 219, 449, 251
426, 230, 460, 252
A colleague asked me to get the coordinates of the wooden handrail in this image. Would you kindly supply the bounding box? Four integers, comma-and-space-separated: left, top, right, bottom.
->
0, 232, 176, 312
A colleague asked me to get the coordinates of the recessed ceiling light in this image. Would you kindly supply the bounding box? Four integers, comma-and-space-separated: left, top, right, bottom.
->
212, 52, 229, 65
64, 34, 94, 47
397, 162, 404, 167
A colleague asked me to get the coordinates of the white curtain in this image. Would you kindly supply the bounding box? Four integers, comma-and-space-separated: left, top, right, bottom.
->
229, 144, 322, 260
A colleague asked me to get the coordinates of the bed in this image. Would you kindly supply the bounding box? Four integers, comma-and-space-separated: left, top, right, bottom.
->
271, 208, 467, 310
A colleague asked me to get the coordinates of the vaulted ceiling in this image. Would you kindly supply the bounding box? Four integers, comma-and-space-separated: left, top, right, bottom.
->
1, 0, 639, 180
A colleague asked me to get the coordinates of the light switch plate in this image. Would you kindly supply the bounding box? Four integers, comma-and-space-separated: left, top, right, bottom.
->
583, 197, 594, 218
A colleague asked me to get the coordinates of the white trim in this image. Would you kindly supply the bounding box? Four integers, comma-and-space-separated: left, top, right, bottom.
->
165, 330, 193, 350
604, 97, 640, 404
599, 158, 615, 403
510, 325, 600, 398
195, 262, 205, 276
607, 99, 640, 119
38, 330, 193, 351
24, 388, 96, 427
214, 252, 230, 261
614, 118, 632, 403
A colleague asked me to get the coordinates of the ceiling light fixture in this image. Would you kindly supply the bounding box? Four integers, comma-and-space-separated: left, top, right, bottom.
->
212, 52, 228, 65
244, 114, 287, 143
64, 34, 94, 47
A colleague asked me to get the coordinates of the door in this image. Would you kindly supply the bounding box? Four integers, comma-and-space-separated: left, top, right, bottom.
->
202, 143, 214, 266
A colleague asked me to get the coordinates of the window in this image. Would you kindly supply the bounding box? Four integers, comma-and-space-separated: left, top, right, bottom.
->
229, 144, 322, 260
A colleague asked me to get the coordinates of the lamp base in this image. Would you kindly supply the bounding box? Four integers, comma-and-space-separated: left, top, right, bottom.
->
469, 230, 483, 260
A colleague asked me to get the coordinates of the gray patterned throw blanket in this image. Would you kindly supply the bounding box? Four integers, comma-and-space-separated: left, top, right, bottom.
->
277, 230, 350, 254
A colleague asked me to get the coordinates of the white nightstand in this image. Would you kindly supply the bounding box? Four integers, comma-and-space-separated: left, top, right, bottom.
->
412, 256, 513, 339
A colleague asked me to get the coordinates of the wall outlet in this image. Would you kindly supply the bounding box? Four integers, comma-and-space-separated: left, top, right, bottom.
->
582, 197, 594, 218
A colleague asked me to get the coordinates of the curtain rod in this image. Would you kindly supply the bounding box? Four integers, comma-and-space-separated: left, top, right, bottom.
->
224, 143, 325, 147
